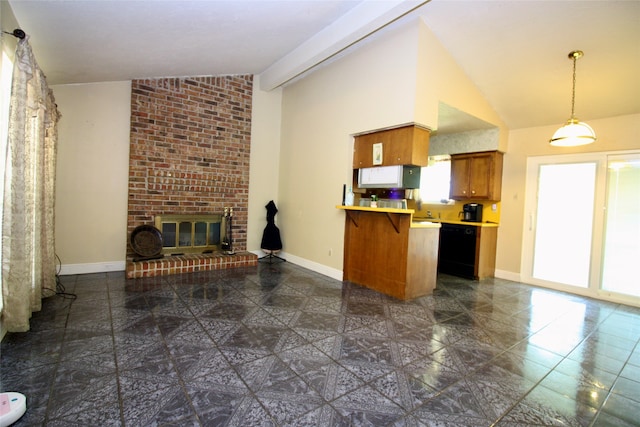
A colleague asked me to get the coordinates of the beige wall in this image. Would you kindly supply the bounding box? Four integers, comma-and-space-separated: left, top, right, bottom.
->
497, 113, 640, 278
1, 1, 19, 60
277, 18, 423, 278
45, 14, 640, 282
53, 82, 131, 273
40, 16, 508, 276
247, 76, 283, 252
53, 77, 284, 273
275, 18, 509, 276
417, 19, 509, 151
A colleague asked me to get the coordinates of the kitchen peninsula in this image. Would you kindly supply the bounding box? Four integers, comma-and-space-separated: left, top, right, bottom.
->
337, 205, 440, 300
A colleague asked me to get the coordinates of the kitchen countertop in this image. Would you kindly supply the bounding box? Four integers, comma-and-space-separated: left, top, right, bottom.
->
413, 218, 500, 227
336, 205, 414, 214
410, 221, 441, 229
336, 206, 441, 229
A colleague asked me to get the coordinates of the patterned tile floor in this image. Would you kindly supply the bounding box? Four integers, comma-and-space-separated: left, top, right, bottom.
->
2, 261, 640, 426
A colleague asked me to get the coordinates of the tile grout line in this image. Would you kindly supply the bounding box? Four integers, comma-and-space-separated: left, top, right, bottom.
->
170, 270, 281, 426
146, 274, 207, 426
42, 275, 75, 426
13, 266, 638, 426
587, 311, 640, 427
489, 303, 624, 427
106, 273, 128, 427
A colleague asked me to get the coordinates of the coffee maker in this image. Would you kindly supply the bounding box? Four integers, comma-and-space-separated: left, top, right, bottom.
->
462, 203, 483, 222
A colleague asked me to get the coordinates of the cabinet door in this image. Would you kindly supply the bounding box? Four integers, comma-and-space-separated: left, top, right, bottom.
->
353, 138, 374, 168
476, 227, 497, 279
354, 128, 411, 168
353, 126, 429, 168
450, 151, 503, 201
450, 156, 471, 199
468, 155, 492, 198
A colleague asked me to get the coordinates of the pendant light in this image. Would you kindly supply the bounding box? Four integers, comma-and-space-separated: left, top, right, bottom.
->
549, 50, 596, 146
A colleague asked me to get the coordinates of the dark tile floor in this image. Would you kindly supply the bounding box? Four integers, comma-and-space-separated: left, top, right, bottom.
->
2, 261, 640, 426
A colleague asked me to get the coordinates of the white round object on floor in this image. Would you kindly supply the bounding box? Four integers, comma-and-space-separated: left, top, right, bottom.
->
0, 392, 26, 427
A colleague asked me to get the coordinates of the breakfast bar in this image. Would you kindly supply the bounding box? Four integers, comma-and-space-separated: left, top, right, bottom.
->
337, 205, 440, 300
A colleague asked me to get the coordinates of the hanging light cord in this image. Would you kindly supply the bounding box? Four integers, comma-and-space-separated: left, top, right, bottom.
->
568, 50, 583, 120
549, 49, 595, 146
570, 54, 577, 119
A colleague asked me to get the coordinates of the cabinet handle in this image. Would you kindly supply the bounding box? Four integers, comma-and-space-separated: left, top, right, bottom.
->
471, 190, 476, 195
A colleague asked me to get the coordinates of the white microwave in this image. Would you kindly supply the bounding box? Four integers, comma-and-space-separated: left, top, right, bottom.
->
358, 165, 420, 189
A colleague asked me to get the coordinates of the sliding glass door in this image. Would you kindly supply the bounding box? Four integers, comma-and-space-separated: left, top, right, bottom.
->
522, 151, 640, 305
531, 162, 597, 288
601, 154, 640, 297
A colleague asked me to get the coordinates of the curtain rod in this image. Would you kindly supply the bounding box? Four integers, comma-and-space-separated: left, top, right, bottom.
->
2, 29, 26, 39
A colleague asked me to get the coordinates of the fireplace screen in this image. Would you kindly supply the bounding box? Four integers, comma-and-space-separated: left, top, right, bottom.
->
154, 214, 223, 254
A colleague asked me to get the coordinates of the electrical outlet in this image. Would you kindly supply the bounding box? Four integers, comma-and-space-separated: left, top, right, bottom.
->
328, 248, 332, 256
492, 203, 497, 212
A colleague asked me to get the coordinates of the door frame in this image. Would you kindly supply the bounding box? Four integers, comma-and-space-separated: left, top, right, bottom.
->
521, 150, 639, 306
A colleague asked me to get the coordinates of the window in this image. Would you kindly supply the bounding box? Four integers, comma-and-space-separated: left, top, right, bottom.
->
0, 50, 14, 313
419, 155, 452, 204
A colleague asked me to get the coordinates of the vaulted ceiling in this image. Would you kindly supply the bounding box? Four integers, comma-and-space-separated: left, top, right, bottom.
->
6, 0, 640, 132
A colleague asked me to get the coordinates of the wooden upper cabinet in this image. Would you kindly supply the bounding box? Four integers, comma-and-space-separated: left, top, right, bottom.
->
353, 125, 430, 168
450, 151, 503, 201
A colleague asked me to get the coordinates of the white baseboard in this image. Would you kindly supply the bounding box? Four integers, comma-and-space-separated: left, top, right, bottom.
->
494, 269, 521, 283
283, 253, 343, 281
61, 253, 344, 282
59, 261, 126, 276
252, 250, 343, 281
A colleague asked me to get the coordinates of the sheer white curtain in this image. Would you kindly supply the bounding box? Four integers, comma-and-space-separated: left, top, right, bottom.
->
1, 37, 59, 332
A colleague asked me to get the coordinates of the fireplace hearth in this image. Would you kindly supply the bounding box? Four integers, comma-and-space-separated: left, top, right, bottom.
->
125, 251, 257, 279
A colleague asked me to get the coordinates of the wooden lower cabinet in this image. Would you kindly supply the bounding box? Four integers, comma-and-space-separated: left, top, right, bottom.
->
341, 208, 439, 300
476, 226, 498, 279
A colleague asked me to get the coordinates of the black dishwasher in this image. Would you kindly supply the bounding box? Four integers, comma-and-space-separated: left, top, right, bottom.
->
438, 223, 477, 279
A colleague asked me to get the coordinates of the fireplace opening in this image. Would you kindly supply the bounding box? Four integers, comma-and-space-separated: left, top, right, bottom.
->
154, 214, 224, 255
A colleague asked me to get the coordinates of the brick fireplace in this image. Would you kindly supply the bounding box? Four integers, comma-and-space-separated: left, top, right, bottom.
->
125, 75, 257, 278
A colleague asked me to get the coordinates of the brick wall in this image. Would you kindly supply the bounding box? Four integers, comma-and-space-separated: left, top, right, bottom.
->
127, 75, 253, 258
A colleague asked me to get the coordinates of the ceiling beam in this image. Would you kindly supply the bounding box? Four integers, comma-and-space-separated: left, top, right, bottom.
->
259, 0, 429, 91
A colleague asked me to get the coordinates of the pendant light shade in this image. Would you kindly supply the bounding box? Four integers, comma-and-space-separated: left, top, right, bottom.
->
550, 118, 597, 147
550, 50, 596, 147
